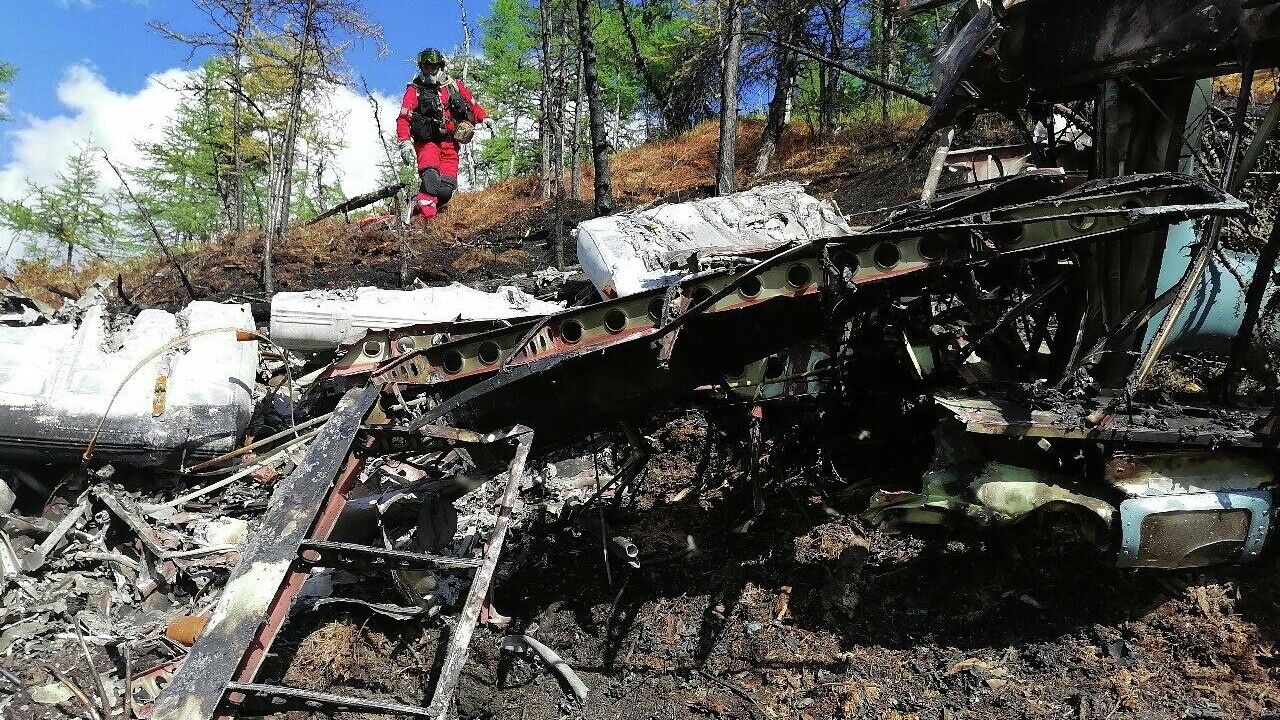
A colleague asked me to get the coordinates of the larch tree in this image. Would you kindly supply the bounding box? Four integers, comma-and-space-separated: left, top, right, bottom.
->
131, 63, 229, 246
256, 0, 382, 294
151, 0, 259, 233
0, 143, 130, 266
476, 0, 540, 182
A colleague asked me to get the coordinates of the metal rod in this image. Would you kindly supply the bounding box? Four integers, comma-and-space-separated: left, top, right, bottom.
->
426, 426, 534, 717
1127, 53, 1255, 392
185, 411, 333, 473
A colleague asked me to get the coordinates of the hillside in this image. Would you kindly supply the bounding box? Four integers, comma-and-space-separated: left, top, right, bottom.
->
10, 115, 930, 310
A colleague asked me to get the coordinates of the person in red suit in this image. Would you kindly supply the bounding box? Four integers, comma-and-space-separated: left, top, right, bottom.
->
396, 48, 494, 221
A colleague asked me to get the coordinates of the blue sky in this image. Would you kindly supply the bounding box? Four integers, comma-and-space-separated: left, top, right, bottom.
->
0, 0, 493, 165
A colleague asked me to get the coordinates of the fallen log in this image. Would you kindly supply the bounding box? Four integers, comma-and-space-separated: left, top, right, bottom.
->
306, 182, 405, 226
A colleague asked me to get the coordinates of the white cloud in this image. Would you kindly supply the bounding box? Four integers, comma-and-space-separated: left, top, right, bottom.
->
0, 64, 189, 198
0, 63, 401, 266
323, 83, 400, 199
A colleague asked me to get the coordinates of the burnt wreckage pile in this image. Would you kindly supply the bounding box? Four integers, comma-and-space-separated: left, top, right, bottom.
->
3, 0, 1280, 718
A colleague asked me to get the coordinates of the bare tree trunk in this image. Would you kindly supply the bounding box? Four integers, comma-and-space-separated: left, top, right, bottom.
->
570, 50, 584, 200
753, 5, 805, 179
1224, 217, 1280, 396
817, 0, 845, 140
616, 0, 677, 136
363, 79, 411, 284
879, 0, 895, 123
577, 0, 614, 215
550, 3, 567, 266
538, 0, 553, 199
103, 151, 198, 300
263, 0, 318, 295
459, 0, 478, 188
558, 12, 571, 196
614, 68, 622, 147
510, 116, 519, 179
229, 0, 251, 234
716, 0, 743, 196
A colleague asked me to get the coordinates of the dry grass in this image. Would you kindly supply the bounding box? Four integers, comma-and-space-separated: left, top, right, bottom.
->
12, 113, 927, 308
1214, 70, 1279, 104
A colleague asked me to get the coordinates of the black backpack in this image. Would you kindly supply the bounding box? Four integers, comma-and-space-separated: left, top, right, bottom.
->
409, 80, 475, 143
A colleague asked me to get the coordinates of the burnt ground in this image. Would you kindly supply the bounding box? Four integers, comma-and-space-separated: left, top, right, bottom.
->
5, 118, 1278, 720
254, 412, 1280, 720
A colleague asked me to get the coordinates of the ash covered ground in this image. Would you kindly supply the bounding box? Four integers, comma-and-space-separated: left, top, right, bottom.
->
3, 117, 1279, 720
253, 412, 1280, 720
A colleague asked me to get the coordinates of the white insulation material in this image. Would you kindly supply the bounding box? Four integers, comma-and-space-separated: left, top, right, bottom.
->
269, 284, 565, 351
0, 301, 257, 462
575, 181, 854, 297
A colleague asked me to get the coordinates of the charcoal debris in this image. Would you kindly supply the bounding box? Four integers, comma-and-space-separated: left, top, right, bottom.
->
2, 5, 1279, 720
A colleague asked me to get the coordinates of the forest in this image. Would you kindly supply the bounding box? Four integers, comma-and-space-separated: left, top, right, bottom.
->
0, 0, 941, 292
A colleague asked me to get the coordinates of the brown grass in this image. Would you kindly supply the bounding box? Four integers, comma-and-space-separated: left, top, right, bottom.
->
1213, 70, 1279, 104
13, 113, 926, 308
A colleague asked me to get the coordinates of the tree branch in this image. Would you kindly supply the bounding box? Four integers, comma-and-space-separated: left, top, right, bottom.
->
743, 30, 935, 107
101, 151, 198, 301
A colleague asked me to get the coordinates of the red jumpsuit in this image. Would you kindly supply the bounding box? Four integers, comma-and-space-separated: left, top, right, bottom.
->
396, 78, 488, 219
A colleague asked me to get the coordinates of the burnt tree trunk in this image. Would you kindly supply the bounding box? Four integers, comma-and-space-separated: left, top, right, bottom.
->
228, 0, 252, 234
716, 0, 743, 196
1224, 218, 1280, 397
263, 0, 318, 296
577, 0, 615, 216
617, 0, 677, 136
553, 5, 568, 267
538, 0, 553, 199
817, 0, 844, 140
570, 49, 585, 200
753, 5, 805, 178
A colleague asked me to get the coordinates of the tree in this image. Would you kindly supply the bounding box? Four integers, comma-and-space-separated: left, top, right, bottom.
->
261, 0, 321, 295
716, 0, 744, 195
131, 62, 235, 246
151, 1, 258, 233
155, 0, 382, 294
752, 2, 803, 178
577, 0, 615, 215
0, 62, 15, 122
476, 0, 541, 182
0, 142, 131, 266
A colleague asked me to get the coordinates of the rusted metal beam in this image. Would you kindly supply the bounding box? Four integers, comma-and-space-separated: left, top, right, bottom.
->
425, 426, 534, 717
151, 384, 378, 720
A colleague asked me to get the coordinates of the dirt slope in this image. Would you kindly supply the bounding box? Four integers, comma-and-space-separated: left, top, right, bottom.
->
10, 116, 930, 310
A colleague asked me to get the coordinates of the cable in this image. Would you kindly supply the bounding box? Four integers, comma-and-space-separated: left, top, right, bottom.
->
81, 327, 281, 467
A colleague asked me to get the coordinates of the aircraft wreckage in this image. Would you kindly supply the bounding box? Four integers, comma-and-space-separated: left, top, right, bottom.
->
1, 0, 1279, 718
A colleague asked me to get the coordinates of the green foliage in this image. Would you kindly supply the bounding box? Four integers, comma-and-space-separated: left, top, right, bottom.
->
129, 62, 231, 246
473, 0, 542, 181
0, 143, 136, 265
0, 61, 14, 122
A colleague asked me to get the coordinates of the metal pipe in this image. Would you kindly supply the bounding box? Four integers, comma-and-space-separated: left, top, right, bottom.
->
1128, 54, 1256, 392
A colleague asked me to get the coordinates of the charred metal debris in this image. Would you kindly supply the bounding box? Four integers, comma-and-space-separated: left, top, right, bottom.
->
3, 1, 1280, 718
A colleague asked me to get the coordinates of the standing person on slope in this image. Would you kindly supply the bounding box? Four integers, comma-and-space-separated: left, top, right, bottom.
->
396, 48, 494, 222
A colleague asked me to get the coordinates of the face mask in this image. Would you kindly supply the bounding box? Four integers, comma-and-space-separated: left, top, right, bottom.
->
428, 69, 447, 85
